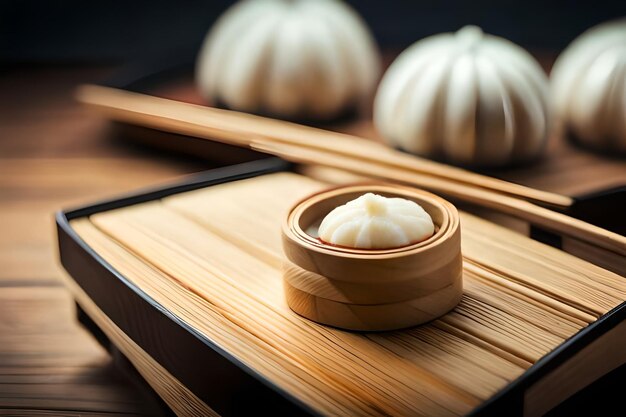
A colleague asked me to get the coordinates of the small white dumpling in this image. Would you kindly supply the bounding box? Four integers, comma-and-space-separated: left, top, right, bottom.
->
551, 19, 626, 152
318, 193, 435, 249
196, 0, 380, 120
374, 26, 550, 167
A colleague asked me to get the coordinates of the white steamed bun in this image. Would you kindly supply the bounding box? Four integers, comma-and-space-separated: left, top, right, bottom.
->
318, 193, 434, 249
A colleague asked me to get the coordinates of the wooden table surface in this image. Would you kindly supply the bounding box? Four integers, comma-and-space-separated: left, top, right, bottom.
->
0, 64, 624, 416
0, 66, 212, 416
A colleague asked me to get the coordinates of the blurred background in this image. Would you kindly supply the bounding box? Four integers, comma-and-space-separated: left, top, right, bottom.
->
1, 0, 625, 63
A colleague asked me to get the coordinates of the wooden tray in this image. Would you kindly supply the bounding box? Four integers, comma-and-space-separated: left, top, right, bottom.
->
57, 157, 626, 417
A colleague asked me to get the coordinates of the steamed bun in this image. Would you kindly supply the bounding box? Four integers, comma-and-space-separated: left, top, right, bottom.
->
318, 193, 434, 249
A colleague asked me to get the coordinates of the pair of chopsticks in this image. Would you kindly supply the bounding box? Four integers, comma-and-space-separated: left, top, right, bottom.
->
76, 85, 626, 258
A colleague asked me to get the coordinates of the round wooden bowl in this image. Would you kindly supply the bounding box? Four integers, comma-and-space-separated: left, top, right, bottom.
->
282, 184, 463, 331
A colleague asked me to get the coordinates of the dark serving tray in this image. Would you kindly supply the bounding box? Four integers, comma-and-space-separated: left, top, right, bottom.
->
57, 157, 625, 417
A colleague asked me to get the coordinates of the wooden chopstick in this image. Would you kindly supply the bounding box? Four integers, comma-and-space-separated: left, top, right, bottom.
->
76, 84, 572, 208
75, 84, 626, 257
252, 141, 626, 257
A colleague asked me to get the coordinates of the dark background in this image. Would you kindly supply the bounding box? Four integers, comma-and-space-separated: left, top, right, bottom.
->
1, 0, 624, 64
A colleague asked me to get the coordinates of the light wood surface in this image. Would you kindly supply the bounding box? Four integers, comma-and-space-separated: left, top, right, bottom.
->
68, 172, 626, 416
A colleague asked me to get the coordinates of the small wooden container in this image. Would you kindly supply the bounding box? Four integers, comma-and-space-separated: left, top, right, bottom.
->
282, 184, 463, 331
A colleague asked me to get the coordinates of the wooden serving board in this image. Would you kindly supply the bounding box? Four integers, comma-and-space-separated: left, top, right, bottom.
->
57, 158, 626, 417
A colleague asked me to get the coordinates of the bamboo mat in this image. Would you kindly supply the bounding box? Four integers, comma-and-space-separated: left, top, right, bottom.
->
70, 172, 626, 417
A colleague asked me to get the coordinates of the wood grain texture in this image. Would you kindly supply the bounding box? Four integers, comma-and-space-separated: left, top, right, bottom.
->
67, 173, 626, 416
0, 287, 149, 415
0, 66, 210, 415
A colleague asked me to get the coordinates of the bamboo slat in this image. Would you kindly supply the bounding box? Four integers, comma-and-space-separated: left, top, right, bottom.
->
68, 173, 626, 417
